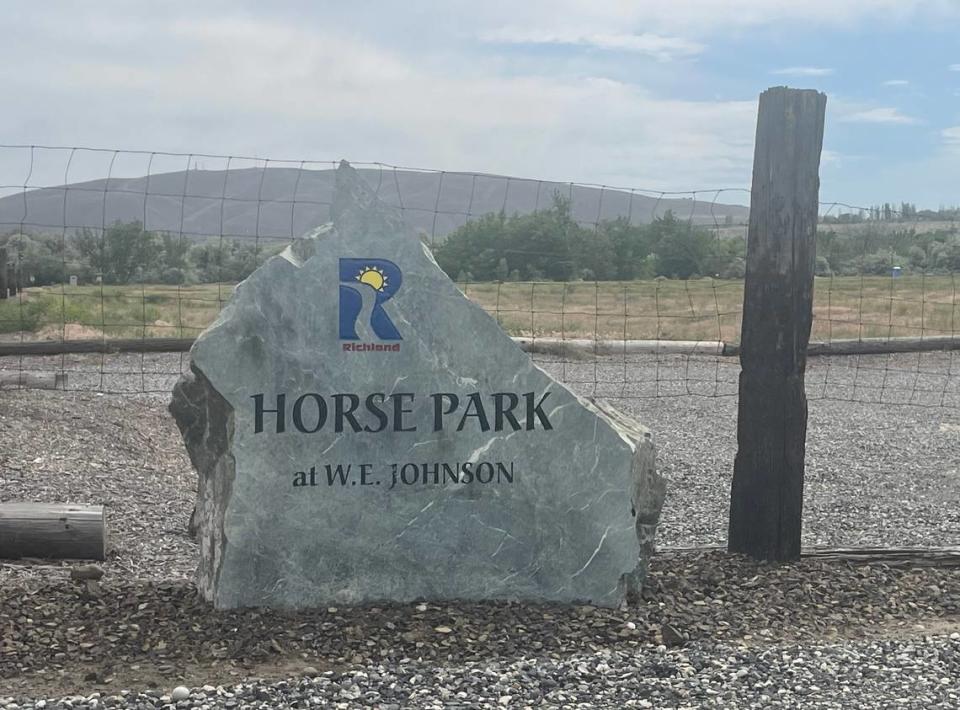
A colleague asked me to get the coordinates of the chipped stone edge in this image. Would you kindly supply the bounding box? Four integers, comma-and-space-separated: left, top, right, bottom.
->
169, 366, 235, 603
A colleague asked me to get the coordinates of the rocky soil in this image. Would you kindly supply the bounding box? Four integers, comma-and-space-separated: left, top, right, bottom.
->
1, 352, 959, 707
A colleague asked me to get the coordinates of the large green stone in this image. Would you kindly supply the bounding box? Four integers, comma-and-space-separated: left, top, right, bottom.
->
170, 162, 665, 609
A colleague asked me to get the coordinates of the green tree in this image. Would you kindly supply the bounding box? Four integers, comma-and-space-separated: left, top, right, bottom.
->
73, 221, 160, 284
434, 195, 591, 281
594, 217, 654, 279
650, 212, 714, 278
0, 232, 65, 286
933, 237, 960, 271
189, 240, 266, 283
861, 251, 896, 275
815, 255, 832, 276
160, 233, 191, 271
433, 212, 507, 281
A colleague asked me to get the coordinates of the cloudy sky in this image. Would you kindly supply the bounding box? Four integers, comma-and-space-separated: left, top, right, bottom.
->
2, 0, 958, 207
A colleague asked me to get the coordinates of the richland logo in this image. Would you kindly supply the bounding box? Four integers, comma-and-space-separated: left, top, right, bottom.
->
339, 258, 402, 352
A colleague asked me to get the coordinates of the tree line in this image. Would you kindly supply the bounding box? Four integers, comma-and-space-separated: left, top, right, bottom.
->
432, 196, 747, 281
431, 196, 960, 281
817, 226, 960, 276
2, 199, 958, 287
0, 223, 275, 286
821, 203, 959, 224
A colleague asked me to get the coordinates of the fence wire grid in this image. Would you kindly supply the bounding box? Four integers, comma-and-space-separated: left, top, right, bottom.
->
0, 145, 958, 407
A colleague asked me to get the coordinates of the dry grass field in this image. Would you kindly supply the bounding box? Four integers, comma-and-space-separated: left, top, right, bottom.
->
0, 275, 957, 343
464, 275, 959, 342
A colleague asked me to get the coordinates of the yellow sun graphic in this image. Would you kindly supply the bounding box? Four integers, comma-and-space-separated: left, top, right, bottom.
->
355, 266, 388, 292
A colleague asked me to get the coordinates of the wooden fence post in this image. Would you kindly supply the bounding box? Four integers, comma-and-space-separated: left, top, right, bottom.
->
728, 86, 827, 562
0, 248, 7, 299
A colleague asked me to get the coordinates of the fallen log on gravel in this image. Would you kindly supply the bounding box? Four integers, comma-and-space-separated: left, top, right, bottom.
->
659, 545, 960, 568
799, 546, 960, 567
0, 371, 67, 389
0, 503, 107, 560
724, 336, 960, 357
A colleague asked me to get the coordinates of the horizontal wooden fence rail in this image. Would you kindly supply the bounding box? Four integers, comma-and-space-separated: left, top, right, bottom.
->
722, 336, 960, 356
0, 337, 196, 356
1, 336, 958, 358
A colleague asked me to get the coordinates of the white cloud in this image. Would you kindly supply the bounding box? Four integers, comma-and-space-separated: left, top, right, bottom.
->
772, 67, 834, 76
839, 107, 920, 125
944, 126, 960, 147
950, 64, 960, 71
819, 149, 846, 166
883, 79, 909, 86
3, 1, 958, 206
453, 0, 958, 39
479, 28, 705, 61
0, 14, 758, 191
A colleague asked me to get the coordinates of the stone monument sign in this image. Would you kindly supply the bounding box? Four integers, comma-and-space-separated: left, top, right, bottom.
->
171, 162, 665, 609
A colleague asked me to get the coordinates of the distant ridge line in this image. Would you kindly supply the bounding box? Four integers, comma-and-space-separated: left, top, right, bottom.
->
0, 162, 751, 242
0, 144, 752, 197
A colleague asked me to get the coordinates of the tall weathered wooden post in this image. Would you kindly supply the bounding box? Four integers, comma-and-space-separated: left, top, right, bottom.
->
728, 87, 827, 561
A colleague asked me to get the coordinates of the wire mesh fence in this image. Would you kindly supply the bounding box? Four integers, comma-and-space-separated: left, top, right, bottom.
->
0, 145, 957, 406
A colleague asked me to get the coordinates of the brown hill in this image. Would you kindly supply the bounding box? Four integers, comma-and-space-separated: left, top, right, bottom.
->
0, 166, 749, 243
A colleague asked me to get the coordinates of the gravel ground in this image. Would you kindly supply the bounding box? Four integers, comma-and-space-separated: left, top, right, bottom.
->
3, 637, 960, 708
2, 553, 960, 707
2, 351, 959, 707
